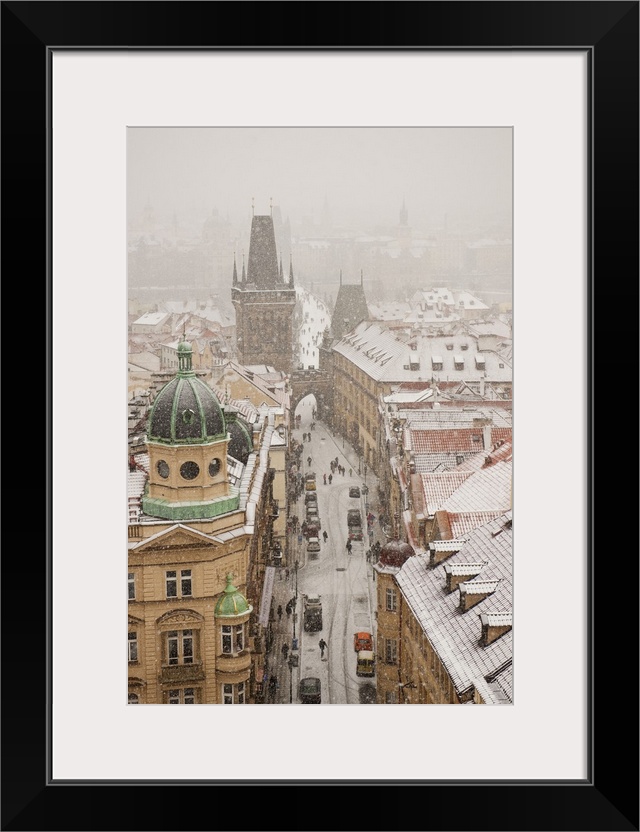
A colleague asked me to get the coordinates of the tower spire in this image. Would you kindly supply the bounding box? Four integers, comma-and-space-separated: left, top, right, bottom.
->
241, 251, 246, 283
232, 251, 238, 285
279, 256, 283, 280
289, 253, 294, 285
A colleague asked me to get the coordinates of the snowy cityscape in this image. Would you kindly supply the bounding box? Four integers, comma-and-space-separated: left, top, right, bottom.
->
127, 127, 513, 705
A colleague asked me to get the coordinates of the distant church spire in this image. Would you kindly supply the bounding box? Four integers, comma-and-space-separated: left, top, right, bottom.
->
232, 252, 238, 286
289, 253, 294, 286
400, 197, 408, 226
279, 256, 284, 280
241, 251, 246, 283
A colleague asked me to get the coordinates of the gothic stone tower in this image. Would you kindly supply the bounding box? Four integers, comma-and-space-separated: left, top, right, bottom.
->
232, 213, 296, 374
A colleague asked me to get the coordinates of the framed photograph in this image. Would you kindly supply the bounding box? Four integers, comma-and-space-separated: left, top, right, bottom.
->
3, 2, 637, 830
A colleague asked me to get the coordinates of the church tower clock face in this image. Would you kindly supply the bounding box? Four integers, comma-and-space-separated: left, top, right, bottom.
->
157, 460, 170, 479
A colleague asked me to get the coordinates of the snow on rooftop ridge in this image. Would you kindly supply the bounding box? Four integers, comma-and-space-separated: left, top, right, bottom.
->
429, 539, 467, 552
481, 613, 512, 627
447, 561, 489, 576
459, 580, 501, 595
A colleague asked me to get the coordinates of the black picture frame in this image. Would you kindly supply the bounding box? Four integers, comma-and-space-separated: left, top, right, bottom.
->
2, 2, 638, 830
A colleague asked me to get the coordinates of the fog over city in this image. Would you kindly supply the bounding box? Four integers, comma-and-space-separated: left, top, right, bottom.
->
128, 126, 512, 312
128, 126, 512, 230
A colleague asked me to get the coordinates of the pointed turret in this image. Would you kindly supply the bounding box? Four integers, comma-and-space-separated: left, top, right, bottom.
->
246, 214, 280, 288
241, 252, 246, 283
232, 252, 238, 286
289, 253, 294, 286
279, 257, 284, 281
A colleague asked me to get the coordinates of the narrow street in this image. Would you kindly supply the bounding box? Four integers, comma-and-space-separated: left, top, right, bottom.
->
269, 396, 382, 704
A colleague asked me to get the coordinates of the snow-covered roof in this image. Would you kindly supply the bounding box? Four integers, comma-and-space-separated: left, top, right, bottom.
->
396, 511, 512, 700
133, 311, 170, 326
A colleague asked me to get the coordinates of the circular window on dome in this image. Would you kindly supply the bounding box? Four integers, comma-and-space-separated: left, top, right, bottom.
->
180, 461, 200, 480
208, 458, 221, 477
157, 460, 170, 479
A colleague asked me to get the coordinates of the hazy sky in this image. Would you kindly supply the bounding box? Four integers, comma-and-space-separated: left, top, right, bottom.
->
127, 127, 512, 231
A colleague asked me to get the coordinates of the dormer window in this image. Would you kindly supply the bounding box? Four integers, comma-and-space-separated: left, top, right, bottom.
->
445, 343, 454, 351
454, 355, 464, 370
461, 343, 469, 351
431, 355, 443, 371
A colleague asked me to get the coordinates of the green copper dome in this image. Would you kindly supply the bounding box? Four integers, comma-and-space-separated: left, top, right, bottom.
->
215, 574, 252, 617
148, 339, 226, 444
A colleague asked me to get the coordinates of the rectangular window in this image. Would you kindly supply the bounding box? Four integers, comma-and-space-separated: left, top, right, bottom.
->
385, 588, 397, 612
166, 570, 177, 598
235, 625, 244, 653
128, 572, 136, 600
385, 638, 398, 664
167, 629, 194, 665
181, 569, 192, 597
222, 625, 232, 654
166, 569, 192, 598
128, 631, 138, 663
222, 682, 245, 704
167, 687, 198, 704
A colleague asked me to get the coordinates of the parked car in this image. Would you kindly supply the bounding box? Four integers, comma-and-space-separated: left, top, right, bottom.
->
349, 486, 361, 498
353, 631, 374, 652
305, 492, 318, 506
299, 677, 321, 703
307, 536, 321, 555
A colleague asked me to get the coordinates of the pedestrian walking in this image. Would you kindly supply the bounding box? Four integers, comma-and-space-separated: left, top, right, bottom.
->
307, 456, 312, 467
328, 474, 333, 485
323, 473, 327, 485
277, 604, 283, 622
285, 568, 290, 581
323, 530, 328, 543
366, 548, 371, 562
282, 643, 289, 660
349, 468, 352, 477
318, 638, 327, 659
346, 540, 352, 554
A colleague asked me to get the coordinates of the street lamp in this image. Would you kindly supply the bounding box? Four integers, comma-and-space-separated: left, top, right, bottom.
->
288, 655, 295, 703
291, 560, 299, 646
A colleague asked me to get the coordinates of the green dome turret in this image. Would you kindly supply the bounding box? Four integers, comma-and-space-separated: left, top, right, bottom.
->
148, 339, 226, 444
215, 574, 252, 617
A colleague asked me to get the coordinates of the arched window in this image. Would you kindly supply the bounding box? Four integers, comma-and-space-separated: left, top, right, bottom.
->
128, 693, 139, 704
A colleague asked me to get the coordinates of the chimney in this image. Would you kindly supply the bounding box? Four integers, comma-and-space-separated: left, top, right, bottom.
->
479, 613, 512, 646
483, 422, 492, 450
458, 579, 501, 612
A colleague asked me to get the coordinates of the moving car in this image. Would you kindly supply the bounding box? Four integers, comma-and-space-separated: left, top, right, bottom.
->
347, 508, 363, 541
307, 536, 321, 555
353, 631, 374, 652
303, 593, 323, 631
299, 677, 321, 703
305, 492, 318, 506
356, 650, 376, 677
349, 486, 361, 498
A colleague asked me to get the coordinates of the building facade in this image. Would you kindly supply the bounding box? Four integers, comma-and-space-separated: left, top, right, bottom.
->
127, 339, 282, 704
